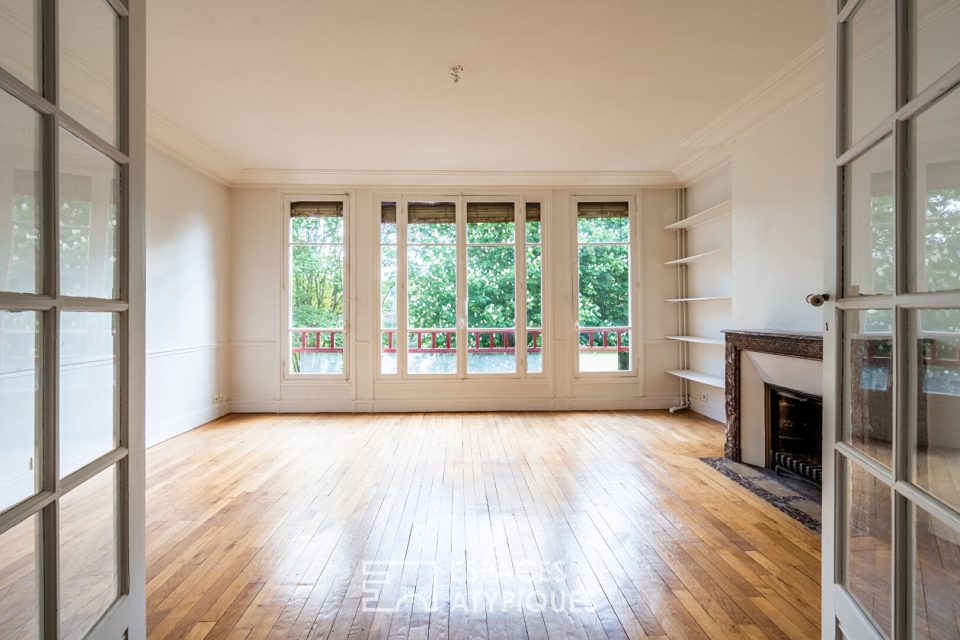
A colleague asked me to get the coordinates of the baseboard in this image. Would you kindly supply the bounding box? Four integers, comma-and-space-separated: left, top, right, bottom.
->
227, 395, 681, 414
146, 403, 231, 448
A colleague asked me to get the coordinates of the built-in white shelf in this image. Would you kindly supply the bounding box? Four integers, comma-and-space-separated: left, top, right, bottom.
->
666, 369, 725, 389
666, 335, 724, 345
664, 246, 731, 266
663, 199, 732, 231
664, 295, 732, 303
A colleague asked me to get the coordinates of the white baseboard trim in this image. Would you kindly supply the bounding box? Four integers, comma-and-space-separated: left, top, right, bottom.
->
227, 395, 681, 415
146, 403, 231, 448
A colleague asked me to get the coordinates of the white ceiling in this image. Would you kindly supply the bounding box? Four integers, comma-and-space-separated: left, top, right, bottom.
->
146, 0, 824, 181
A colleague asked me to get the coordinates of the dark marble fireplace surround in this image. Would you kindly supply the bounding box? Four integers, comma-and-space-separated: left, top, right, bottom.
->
723, 329, 824, 461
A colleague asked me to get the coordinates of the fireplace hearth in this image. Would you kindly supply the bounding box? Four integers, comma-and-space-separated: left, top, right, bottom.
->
767, 385, 823, 486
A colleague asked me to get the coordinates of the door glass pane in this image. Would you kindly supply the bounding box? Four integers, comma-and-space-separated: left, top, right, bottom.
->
59, 465, 117, 640
0, 310, 39, 510
467, 202, 515, 375
59, 0, 118, 145
407, 203, 456, 375
1, 89, 42, 295
909, 308, 960, 512
0, 0, 40, 89
0, 513, 39, 639
913, 503, 960, 640
842, 458, 892, 638
911, 86, 960, 293
913, 0, 960, 97
59, 129, 118, 300
845, 0, 895, 148
380, 203, 397, 375
845, 136, 895, 296
842, 309, 894, 467
59, 312, 117, 477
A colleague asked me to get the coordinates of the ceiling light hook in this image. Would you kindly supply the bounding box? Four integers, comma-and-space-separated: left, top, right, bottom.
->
450, 65, 464, 83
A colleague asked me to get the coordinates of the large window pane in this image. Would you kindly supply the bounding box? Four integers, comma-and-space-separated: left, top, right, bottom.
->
407, 203, 456, 375
913, 503, 960, 640
290, 245, 344, 375
288, 201, 345, 376
842, 458, 892, 638
911, 87, 960, 293
526, 247, 542, 375
467, 203, 515, 375
909, 308, 960, 513
59, 312, 117, 477
407, 244, 457, 374
1, 89, 42, 294
578, 228, 630, 373
842, 309, 894, 467
59, 129, 118, 300
59, 0, 118, 145
913, 0, 960, 97
380, 203, 397, 375
0, 0, 40, 89
845, 136, 895, 297
845, 0, 895, 148
0, 513, 39, 639
59, 465, 117, 640
0, 310, 39, 510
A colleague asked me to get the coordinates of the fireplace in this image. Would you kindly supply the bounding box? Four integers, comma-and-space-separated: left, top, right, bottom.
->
766, 385, 823, 486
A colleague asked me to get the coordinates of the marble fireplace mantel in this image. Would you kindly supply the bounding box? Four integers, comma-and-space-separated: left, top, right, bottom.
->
723, 329, 824, 460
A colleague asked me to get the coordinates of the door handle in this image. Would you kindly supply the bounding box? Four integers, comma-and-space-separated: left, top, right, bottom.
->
805, 292, 831, 307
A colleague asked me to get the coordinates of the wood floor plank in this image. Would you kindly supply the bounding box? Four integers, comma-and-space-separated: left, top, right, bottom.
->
136, 411, 822, 640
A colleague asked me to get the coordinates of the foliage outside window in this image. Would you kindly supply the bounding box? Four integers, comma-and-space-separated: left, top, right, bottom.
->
289, 201, 345, 375
577, 202, 631, 372
467, 203, 516, 374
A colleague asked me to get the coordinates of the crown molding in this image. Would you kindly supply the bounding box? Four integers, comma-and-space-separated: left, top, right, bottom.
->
146, 107, 238, 185
230, 168, 681, 188
673, 39, 826, 185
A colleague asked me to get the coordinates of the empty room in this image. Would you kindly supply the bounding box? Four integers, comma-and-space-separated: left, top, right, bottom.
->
1, 1, 959, 639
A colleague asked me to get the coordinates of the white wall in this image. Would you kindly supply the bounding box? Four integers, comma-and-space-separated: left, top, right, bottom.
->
229, 186, 681, 412
731, 93, 826, 332
145, 145, 231, 446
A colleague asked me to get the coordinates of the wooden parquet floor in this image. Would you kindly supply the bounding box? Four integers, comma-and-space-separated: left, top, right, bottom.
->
144, 411, 821, 640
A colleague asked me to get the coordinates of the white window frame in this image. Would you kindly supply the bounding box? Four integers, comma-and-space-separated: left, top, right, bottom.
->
572, 194, 639, 379
376, 192, 548, 381
281, 193, 350, 382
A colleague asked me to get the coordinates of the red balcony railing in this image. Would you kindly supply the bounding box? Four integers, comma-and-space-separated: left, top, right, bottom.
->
292, 327, 630, 354
578, 327, 630, 352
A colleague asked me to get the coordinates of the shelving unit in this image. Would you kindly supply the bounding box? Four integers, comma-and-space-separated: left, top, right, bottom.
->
665, 194, 732, 413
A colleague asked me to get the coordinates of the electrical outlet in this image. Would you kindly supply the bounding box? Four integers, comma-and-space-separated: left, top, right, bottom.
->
696, 391, 709, 402
213, 394, 226, 404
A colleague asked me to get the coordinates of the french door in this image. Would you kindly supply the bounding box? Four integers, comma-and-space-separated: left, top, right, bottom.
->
0, 0, 146, 638
825, 1, 960, 638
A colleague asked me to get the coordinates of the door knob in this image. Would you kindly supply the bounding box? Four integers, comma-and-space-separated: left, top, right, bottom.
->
805, 293, 831, 307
